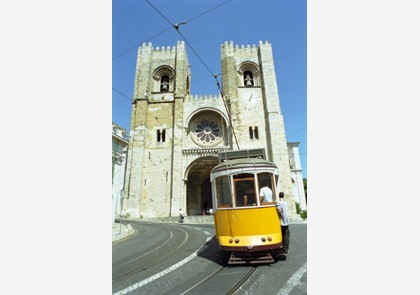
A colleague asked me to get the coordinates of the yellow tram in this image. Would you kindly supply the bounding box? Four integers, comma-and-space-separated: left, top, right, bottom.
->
210, 154, 284, 264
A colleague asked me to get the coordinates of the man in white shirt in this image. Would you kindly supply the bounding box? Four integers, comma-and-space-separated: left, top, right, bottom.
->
259, 184, 273, 202
275, 192, 290, 253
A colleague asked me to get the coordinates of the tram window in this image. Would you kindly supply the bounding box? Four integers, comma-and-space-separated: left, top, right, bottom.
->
233, 174, 257, 207
257, 173, 275, 203
215, 176, 232, 208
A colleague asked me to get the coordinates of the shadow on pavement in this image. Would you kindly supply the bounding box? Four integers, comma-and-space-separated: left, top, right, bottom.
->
197, 236, 288, 265
197, 236, 230, 266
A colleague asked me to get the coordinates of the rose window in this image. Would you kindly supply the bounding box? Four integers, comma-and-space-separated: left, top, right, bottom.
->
192, 119, 223, 146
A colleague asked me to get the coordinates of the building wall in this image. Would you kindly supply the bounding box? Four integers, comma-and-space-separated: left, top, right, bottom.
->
112, 123, 129, 224
288, 142, 307, 210
123, 40, 302, 218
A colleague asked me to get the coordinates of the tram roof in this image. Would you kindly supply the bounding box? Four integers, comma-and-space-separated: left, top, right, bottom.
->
211, 158, 278, 173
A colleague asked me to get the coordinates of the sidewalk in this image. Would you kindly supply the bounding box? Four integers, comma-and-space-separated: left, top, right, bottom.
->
112, 216, 215, 242
112, 222, 135, 242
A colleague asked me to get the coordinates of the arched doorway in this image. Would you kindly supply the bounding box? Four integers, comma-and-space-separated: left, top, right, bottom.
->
185, 156, 218, 215
201, 179, 212, 214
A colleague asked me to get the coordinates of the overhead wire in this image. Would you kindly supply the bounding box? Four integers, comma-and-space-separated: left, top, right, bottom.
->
114, 1, 235, 126
114, 1, 306, 93
144, 0, 216, 77
285, 127, 306, 139
176, 29, 215, 77
114, 1, 305, 95
112, 87, 167, 126
119, 0, 305, 149
112, 87, 132, 103
113, 0, 232, 61
112, 27, 173, 61
145, 0, 174, 27
191, 74, 220, 83
113, 83, 305, 144
185, 0, 232, 23
177, 49, 307, 87
145, 0, 240, 149
113, 0, 234, 93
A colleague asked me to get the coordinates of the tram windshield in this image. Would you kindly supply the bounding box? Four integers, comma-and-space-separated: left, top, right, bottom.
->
215, 175, 232, 207
233, 173, 256, 207
214, 172, 277, 209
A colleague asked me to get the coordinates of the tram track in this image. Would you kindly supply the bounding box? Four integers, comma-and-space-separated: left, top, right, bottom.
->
226, 266, 257, 295
112, 225, 190, 282
179, 265, 257, 295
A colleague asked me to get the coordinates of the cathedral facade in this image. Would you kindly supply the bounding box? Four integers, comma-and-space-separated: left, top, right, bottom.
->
122, 40, 303, 218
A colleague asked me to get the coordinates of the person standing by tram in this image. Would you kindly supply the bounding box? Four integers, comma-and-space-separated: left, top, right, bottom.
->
276, 192, 290, 253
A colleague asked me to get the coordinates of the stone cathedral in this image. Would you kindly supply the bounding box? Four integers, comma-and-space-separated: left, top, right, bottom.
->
122, 40, 305, 219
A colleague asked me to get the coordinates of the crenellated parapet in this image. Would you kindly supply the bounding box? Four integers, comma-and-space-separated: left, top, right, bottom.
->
139, 41, 185, 53
221, 40, 271, 57
138, 41, 187, 58
187, 94, 223, 101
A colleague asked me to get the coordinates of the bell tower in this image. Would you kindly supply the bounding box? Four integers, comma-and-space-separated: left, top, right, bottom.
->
124, 41, 191, 218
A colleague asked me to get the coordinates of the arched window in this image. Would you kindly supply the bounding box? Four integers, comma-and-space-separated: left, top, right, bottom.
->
249, 126, 259, 139
157, 129, 166, 142
244, 71, 254, 87
160, 75, 169, 92
153, 66, 175, 93
238, 62, 260, 87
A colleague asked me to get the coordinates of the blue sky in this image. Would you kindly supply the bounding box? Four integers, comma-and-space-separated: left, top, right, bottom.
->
112, 0, 307, 178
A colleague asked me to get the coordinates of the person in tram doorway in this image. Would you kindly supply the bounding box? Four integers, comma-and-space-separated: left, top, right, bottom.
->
259, 181, 273, 203
275, 192, 290, 253
179, 209, 184, 223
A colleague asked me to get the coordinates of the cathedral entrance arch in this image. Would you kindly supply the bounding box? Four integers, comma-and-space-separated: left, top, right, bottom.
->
185, 156, 218, 215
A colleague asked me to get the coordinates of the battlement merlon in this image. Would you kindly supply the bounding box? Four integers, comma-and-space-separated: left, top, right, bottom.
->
174, 41, 190, 98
